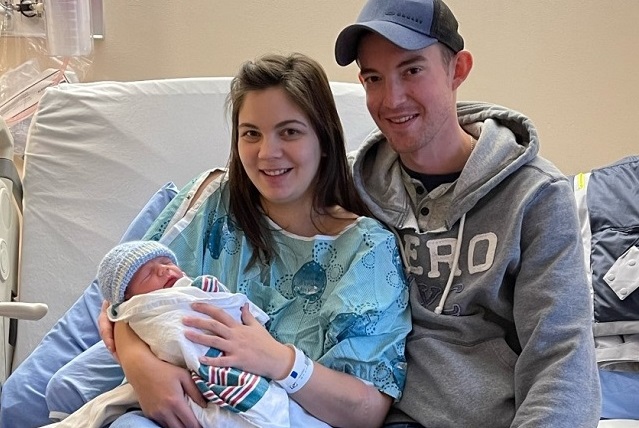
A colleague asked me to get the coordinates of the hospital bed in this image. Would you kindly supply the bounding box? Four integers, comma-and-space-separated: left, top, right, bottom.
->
0, 76, 636, 426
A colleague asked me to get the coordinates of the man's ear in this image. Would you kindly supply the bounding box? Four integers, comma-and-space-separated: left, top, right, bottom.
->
451, 50, 473, 90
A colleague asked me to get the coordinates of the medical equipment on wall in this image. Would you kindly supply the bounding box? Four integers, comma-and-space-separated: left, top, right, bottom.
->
0, 0, 95, 156
43, 0, 93, 57
2, 0, 93, 55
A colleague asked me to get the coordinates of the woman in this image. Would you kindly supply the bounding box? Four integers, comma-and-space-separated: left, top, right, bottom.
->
100, 53, 410, 428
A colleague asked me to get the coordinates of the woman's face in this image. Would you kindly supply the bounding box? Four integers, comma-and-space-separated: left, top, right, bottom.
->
237, 87, 322, 213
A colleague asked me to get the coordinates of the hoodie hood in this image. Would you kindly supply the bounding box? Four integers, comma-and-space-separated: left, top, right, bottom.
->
350, 101, 540, 231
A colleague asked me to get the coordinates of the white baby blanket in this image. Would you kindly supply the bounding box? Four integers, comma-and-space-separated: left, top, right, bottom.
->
43, 279, 329, 427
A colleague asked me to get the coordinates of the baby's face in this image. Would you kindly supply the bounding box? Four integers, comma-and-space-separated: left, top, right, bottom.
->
125, 256, 185, 300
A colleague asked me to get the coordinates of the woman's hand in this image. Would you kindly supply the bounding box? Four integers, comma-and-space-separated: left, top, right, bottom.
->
98, 300, 118, 361
115, 322, 207, 428
132, 357, 205, 428
183, 302, 390, 427
183, 303, 293, 380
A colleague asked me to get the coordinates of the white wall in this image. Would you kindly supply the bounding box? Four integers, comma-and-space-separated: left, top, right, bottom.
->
4, 0, 638, 174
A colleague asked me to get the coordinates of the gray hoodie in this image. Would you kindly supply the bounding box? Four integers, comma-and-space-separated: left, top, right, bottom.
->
351, 101, 601, 427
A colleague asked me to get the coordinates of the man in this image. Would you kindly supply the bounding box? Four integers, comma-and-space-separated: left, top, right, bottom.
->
334, 0, 601, 427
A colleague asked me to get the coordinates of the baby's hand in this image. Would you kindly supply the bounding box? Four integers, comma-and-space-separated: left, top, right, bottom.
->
98, 300, 118, 362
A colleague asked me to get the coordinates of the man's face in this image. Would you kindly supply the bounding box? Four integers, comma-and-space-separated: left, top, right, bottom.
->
357, 33, 459, 159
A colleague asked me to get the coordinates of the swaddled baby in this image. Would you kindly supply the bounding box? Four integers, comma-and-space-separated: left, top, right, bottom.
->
45, 241, 328, 428
97, 240, 272, 392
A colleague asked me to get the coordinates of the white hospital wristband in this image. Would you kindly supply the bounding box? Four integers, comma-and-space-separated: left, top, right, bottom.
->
276, 344, 314, 394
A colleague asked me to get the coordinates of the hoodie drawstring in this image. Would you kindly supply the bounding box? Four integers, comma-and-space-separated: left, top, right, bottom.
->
435, 213, 467, 315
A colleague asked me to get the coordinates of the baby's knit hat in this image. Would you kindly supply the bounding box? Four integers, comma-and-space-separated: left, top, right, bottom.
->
98, 240, 178, 305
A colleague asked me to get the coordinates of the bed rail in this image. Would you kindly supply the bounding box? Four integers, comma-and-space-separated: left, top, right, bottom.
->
0, 116, 47, 384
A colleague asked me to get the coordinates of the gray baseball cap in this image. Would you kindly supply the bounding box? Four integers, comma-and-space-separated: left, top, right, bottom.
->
335, 0, 464, 66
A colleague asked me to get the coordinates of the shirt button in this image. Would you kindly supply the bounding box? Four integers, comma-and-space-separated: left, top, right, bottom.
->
420, 207, 430, 216
416, 186, 425, 195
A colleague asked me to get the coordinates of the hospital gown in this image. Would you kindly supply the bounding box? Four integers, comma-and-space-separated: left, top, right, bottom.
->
144, 170, 411, 401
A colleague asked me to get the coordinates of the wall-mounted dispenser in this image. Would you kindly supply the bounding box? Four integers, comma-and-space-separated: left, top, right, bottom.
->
43, 0, 92, 57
